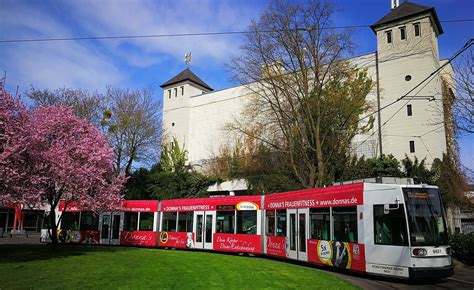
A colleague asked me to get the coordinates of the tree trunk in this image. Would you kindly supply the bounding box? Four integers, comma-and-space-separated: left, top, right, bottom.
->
315, 100, 325, 188
49, 209, 58, 248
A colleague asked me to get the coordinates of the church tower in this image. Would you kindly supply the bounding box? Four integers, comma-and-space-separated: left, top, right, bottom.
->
370, 1, 447, 164
160, 68, 213, 150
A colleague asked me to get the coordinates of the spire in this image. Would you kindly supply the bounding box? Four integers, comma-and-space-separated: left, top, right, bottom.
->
391, 0, 400, 10
160, 68, 213, 91
370, 1, 443, 35
184, 52, 192, 69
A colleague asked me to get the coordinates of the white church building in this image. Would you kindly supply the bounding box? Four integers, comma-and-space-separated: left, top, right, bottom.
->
161, 1, 452, 178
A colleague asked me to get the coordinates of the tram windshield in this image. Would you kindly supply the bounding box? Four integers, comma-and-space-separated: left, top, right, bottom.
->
403, 187, 448, 246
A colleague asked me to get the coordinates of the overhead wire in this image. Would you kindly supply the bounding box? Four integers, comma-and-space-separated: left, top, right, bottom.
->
353, 39, 473, 153
0, 19, 473, 44
358, 38, 474, 123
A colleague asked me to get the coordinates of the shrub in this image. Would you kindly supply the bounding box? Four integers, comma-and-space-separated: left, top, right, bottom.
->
450, 233, 474, 265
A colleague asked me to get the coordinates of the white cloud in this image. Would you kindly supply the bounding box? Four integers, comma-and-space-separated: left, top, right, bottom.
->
0, 0, 262, 91
0, 1, 123, 91
64, 0, 258, 65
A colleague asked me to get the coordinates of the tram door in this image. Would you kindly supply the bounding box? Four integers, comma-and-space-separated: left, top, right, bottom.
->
99, 212, 123, 245
287, 209, 309, 261
193, 211, 215, 250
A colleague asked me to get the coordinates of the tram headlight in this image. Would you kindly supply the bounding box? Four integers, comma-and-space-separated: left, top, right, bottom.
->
412, 248, 428, 256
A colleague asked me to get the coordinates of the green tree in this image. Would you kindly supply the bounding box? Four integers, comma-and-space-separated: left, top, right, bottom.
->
160, 139, 188, 173
401, 155, 433, 184
333, 154, 403, 182
27, 87, 103, 125
208, 140, 300, 195
103, 86, 162, 176
125, 167, 153, 200
228, 0, 374, 188
147, 139, 220, 200
431, 155, 468, 206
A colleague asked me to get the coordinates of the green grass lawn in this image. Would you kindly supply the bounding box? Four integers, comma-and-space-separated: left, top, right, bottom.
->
0, 245, 358, 289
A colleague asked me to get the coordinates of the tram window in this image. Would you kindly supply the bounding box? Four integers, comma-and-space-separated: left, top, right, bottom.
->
217, 211, 235, 234
80, 212, 99, 231
310, 208, 330, 240
276, 210, 287, 236
237, 211, 257, 234
332, 207, 357, 243
139, 213, 154, 231
266, 210, 276, 236
162, 212, 177, 232
123, 212, 138, 231
61, 212, 80, 230
374, 205, 408, 246
178, 212, 193, 232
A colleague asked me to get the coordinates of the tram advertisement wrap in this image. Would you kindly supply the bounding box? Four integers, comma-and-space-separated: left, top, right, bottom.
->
308, 240, 365, 272
213, 234, 262, 254
158, 232, 195, 249
58, 230, 100, 244
266, 236, 287, 258
120, 231, 156, 247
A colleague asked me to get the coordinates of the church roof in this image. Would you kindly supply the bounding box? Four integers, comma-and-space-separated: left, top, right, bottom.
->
370, 1, 443, 35
160, 68, 213, 91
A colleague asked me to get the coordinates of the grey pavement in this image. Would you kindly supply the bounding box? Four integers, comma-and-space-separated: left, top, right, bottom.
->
0, 232, 42, 245
327, 260, 474, 290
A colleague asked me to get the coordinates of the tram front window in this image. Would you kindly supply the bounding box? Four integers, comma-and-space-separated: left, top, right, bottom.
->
403, 188, 448, 246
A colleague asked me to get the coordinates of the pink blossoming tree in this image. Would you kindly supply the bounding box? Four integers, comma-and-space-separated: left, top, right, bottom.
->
1, 87, 125, 246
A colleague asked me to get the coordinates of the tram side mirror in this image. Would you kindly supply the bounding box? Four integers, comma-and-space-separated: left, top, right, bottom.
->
384, 204, 390, 214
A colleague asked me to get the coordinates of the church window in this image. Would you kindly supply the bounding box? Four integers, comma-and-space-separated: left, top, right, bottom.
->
414, 23, 420, 37
407, 104, 412, 116
171, 122, 175, 127
386, 30, 392, 44
174, 88, 177, 97
400, 26, 406, 40
168, 90, 171, 99
181, 86, 184, 95
409, 141, 415, 153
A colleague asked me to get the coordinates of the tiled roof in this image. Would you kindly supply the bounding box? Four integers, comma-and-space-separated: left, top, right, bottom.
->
160, 68, 213, 91
370, 1, 443, 34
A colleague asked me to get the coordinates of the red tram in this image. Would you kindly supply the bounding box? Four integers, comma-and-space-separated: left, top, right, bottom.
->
45, 182, 453, 280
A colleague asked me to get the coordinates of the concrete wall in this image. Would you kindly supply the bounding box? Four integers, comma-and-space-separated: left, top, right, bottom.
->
373, 13, 446, 165
162, 10, 451, 168
188, 85, 251, 165
162, 81, 212, 149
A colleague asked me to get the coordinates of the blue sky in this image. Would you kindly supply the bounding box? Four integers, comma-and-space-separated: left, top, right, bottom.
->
1, 0, 473, 175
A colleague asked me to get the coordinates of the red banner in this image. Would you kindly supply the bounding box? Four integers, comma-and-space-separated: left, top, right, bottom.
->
161, 196, 261, 212
120, 231, 156, 247
307, 239, 365, 272
213, 234, 262, 254
266, 235, 287, 258
118, 200, 158, 212
58, 200, 158, 212
158, 232, 195, 249
58, 230, 100, 244
58, 201, 82, 212
264, 184, 364, 210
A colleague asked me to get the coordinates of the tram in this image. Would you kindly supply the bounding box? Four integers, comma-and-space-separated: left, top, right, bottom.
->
45, 181, 453, 280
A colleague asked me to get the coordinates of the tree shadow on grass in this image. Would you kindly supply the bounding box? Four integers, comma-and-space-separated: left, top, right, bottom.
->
0, 244, 140, 264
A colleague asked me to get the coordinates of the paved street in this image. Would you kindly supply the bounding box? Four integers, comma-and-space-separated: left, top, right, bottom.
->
328, 262, 474, 290
0, 233, 42, 245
